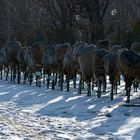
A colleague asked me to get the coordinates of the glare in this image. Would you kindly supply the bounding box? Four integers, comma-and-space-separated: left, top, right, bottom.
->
115, 117, 140, 137
0, 92, 9, 95
111, 8, 117, 16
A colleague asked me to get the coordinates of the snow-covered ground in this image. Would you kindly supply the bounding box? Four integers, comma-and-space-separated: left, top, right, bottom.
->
0, 76, 140, 140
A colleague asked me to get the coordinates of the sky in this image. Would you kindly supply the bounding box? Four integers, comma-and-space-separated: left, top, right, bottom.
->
0, 76, 140, 140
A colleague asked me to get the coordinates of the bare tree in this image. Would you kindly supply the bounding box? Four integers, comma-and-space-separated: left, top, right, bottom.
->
1, 0, 139, 45
76, 0, 111, 42
39, 0, 78, 43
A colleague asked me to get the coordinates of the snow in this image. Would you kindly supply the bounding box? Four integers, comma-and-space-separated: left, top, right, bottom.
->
0, 77, 140, 140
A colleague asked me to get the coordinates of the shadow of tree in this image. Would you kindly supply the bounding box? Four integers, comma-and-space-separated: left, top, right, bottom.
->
0, 79, 140, 139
